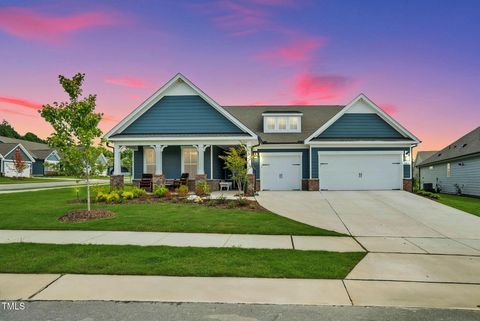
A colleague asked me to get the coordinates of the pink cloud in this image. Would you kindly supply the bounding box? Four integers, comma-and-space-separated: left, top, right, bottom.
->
100, 114, 118, 122
293, 72, 353, 103
0, 96, 43, 110
105, 76, 148, 89
0, 108, 37, 117
256, 37, 325, 65
379, 103, 398, 115
0, 7, 117, 43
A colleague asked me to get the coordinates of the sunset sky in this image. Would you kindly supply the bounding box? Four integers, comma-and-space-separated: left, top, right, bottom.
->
1, 0, 479, 152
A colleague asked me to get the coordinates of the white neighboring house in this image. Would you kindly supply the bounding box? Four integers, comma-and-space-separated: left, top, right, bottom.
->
0, 143, 35, 177
97, 153, 109, 176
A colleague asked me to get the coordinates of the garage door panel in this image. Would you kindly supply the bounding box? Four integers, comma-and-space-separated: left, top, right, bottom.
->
319, 153, 402, 191
3, 161, 31, 177
260, 154, 302, 191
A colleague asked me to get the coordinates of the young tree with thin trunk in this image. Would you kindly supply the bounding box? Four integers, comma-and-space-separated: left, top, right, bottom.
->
220, 146, 247, 194
13, 148, 27, 178
40, 73, 103, 211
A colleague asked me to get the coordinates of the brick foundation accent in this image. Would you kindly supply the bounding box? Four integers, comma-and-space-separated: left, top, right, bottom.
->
132, 179, 140, 188
307, 179, 320, 191
208, 179, 221, 192
255, 179, 261, 192
195, 174, 208, 185
110, 175, 124, 190
301, 179, 309, 191
153, 175, 165, 188
403, 179, 413, 192
246, 173, 255, 196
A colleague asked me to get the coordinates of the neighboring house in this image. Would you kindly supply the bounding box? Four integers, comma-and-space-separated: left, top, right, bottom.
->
0, 136, 60, 176
97, 153, 109, 176
0, 143, 35, 177
105, 73, 419, 192
413, 151, 437, 180
417, 127, 480, 196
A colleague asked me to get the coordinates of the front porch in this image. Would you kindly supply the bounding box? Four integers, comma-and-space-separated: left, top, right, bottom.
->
110, 140, 256, 194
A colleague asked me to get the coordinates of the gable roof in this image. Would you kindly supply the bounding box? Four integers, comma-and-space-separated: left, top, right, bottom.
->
414, 151, 437, 166
222, 105, 344, 144
105, 73, 257, 140
418, 127, 480, 167
304, 94, 420, 144
0, 143, 36, 162
0, 136, 56, 160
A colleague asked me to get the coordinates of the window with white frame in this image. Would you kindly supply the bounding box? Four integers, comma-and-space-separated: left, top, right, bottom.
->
144, 147, 156, 174
447, 162, 451, 177
263, 114, 302, 133
182, 147, 198, 176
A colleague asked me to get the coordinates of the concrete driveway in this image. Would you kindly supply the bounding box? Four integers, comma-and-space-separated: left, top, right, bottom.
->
256, 191, 480, 254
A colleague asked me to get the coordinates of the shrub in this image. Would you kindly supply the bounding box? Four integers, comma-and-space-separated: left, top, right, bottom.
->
105, 191, 121, 203
96, 191, 107, 202
416, 190, 439, 199
171, 197, 178, 203
131, 187, 146, 198
176, 185, 189, 197
248, 202, 257, 210
154, 185, 169, 198
195, 180, 211, 196
227, 200, 236, 209
121, 191, 134, 200
237, 197, 249, 207
165, 191, 173, 199
206, 199, 216, 207
215, 195, 227, 205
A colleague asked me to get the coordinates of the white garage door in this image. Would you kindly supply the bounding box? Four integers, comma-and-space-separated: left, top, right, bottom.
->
3, 161, 31, 178
260, 153, 302, 191
319, 152, 403, 190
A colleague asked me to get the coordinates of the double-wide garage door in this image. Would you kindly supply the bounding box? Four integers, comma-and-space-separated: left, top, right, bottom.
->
319, 152, 403, 190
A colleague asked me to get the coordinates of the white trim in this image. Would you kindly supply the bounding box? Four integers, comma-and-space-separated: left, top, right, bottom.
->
254, 144, 308, 150
309, 145, 312, 179
44, 150, 60, 162
308, 140, 415, 148
210, 146, 213, 180
109, 140, 254, 147
304, 94, 420, 144
104, 73, 258, 140
4, 143, 36, 162
108, 136, 256, 142
261, 112, 303, 116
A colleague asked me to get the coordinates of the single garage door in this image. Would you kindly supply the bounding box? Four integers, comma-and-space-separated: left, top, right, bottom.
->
318, 152, 403, 190
3, 160, 31, 177
260, 153, 302, 191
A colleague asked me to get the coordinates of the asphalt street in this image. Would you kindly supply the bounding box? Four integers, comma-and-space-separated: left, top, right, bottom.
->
1, 301, 479, 321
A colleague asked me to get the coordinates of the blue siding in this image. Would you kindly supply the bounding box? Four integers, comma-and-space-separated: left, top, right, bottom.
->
311, 147, 409, 179
163, 146, 182, 179
4, 147, 30, 161
212, 146, 226, 179
32, 160, 44, 175
46, 153, 59, 162
255, 149, 310, 179
122, 95, 245, 135
315, 114, 404, 139
133, 147, 144, 179
420, 155, 480, 196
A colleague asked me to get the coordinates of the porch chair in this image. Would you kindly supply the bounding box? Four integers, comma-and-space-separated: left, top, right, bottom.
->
173, 173, 189, 188
139, 174, 153, 192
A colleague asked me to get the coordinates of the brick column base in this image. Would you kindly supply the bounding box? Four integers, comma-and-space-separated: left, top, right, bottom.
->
255, 179, 261, 192
246, 173, 255, 196
307, 179, 320, 191
195, 174, 208, 185
403, 179, 413, 192
153, 175, 165, 188
110, 175, 124, 190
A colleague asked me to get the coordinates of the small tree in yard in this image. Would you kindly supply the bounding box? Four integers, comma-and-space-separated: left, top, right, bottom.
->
220, 146, 247, 194
40, 73, 103, 211
13, 148, 27, 178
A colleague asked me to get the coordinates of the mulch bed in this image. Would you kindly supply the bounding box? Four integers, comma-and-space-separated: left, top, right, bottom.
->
59, 209, 116, 222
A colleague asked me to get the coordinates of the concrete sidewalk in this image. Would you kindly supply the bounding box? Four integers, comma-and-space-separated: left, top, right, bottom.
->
0, 179, 108, 192
0, 230, 364, 252
2, 273, 479, 309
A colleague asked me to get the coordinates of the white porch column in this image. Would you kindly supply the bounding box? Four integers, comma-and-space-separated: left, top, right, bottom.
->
113, 144, 122, 175
246, 143, 253, 174
153, 144, 166, 175
194, 144, 209, 175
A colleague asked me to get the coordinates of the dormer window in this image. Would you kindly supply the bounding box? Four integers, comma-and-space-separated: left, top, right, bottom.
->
263, 112, 302, 133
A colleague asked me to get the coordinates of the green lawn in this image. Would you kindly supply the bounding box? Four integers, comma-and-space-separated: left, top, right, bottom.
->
437, 193, 480, 217
0, 243, 364, 279
0, 187, 342, 236
0, 176, 69, 184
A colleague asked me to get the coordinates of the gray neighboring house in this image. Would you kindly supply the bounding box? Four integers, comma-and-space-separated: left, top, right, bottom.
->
0, 136, 60, 176
417, 127, 480, 196
413, 150, 437, 180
